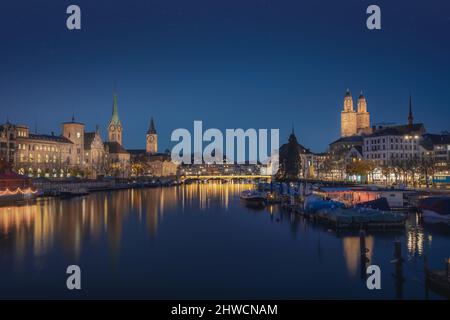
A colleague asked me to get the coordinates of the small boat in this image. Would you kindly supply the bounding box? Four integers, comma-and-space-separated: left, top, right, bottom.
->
60, 188, 89, 199
0, 188, 39, 206
0, 168, 39, 206
419, 196, 450, 222
240, 190, 266, 208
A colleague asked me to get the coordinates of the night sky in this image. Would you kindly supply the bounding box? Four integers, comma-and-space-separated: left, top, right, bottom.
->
1, 0, 449, 152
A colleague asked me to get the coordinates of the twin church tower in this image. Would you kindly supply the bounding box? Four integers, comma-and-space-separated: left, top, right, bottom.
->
340, 89, 371, 137
106, 88, 370, 149
107, 91, 158, 154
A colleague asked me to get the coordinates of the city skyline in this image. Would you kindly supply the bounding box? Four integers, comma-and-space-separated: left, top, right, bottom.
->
1, 1, 450, 303
1, 0, 450, 152
0, 87, 444, 154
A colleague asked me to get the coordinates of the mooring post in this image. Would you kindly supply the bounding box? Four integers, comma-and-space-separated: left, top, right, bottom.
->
394, 240, 403, 266
360, 229, 368, 279
359, 229, 367, 257
393, 240, 404, 299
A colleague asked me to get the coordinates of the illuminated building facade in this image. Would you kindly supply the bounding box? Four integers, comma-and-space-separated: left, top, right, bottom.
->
340, 89, 371, 137
362, 99, 426, 165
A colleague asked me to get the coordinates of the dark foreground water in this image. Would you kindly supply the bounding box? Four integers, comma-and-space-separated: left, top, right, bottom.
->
0, 183, 449, 299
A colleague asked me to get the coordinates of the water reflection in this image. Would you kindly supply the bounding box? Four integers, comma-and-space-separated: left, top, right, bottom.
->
406, 214, 426, 259
0, 183, 448, 299
0, 183, 251, 264
342, 236, 374, 277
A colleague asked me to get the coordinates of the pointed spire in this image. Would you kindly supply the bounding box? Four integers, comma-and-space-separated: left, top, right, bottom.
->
147, 117, 156, 134
345, 88, 352, 97
72, 113, 75, 122
359, 89, 364, 99
408, 94, 413, 126
289, 123, 297, 142
110, 87, 121, 125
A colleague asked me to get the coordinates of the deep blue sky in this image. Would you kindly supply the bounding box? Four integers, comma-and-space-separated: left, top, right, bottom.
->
1, 0, 449, 152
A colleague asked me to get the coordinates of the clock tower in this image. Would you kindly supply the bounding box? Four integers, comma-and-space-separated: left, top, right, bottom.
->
108, 91, 123, 145
146, 117, 158, 154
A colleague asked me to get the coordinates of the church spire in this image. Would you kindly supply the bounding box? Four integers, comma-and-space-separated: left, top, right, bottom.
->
408, 95, 413, 126
147, 117, 156, 134
110, 90, 121, 126
108, 87, 123, 145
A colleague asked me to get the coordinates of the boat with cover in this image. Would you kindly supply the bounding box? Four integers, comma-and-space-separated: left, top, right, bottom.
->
419, 196, 450, 222
304, 194, 345, 214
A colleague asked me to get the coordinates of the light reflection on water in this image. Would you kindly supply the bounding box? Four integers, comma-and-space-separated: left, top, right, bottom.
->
0, 183, 248, 265
0, 182, 448, 299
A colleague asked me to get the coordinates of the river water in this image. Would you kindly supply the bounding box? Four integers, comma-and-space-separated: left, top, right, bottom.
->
0, 183, 448, 299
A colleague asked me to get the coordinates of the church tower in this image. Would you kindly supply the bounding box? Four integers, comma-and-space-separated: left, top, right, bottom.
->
356, 91, 370, 133
408, 95, 414, 126
108, 91, 123, 145
340, 89, 357, 137
146, 117, 158, 154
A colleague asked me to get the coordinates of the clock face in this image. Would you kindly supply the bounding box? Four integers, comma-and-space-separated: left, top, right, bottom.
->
117, 127, 122, 133
148, 135, 154, 142
110, 125, 115, 132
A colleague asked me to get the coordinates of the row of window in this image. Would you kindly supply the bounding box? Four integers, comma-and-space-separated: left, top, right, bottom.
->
17, 143, 62, 153
365, 137, 419, 145
365, 152, 418, 160
366, 144, 418, 151
19, 153, 59, 163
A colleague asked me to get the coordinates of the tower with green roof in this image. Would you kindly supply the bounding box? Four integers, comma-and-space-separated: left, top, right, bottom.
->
108, 90, 123, 145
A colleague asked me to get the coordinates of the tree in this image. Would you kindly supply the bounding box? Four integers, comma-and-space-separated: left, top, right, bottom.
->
418, 154, 437, 188
380, 163, 394, 185
345, 159, 373, 183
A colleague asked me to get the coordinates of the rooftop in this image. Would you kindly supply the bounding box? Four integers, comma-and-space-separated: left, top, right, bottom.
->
104, 141, 129, 154
28, 133, 73, 144
367, 123, 425, 137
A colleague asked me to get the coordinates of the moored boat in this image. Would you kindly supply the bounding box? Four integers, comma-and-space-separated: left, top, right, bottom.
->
0, 163, 39, 206
60, 188, 89, 199
419, 196, 450, 222
240, 190, 266, 208
304, 194, 345, 214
